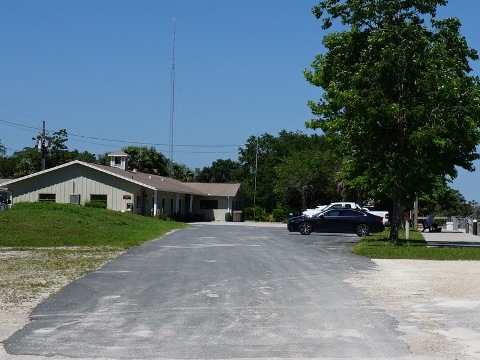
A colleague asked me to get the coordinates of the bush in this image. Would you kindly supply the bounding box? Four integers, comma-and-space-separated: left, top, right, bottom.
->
271, 208, 288, 222
244, 206, 269, 222
84, 201, 107, 209
155, 213, 171, 221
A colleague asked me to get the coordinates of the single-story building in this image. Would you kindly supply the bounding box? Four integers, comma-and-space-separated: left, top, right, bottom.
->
0, 152, 243, 221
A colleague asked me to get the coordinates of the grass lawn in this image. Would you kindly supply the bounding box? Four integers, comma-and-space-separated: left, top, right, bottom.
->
0, 202, 187, 248
352, 227, 480, 260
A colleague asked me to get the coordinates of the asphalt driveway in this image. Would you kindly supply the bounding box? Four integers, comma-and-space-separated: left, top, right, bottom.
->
4, 224, 410, 359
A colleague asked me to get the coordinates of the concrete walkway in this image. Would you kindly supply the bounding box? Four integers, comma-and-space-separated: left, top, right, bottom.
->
421, 228, 480, 247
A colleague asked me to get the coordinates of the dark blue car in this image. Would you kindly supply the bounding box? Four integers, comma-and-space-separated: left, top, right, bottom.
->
287, 208, 384, 236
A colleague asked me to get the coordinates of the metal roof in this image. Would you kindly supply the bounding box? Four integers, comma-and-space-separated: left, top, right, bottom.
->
0, 161, 241, 197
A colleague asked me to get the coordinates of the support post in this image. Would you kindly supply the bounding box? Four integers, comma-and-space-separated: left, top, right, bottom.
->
413, 194, 419, 231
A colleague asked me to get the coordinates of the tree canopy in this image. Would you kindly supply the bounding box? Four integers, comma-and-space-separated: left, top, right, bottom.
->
305, 0, 480, 242
195, 159, 242, 183
99, 146, 169, 176
275, 148, 338, 212
238, 131, 337, 214
2, 129, 97, 177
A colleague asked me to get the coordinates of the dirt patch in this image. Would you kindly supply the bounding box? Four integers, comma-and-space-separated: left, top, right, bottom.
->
347, 259, 480, 359
0, 247, 122, 343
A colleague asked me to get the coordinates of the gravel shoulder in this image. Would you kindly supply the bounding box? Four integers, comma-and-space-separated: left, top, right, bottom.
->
347, 259, 480, 359
1, 245, 480, 359
0, 247, 123, 346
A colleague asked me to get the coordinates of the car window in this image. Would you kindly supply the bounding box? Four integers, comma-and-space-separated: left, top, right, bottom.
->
324, 210, 340, 217
340, 209, 362, 216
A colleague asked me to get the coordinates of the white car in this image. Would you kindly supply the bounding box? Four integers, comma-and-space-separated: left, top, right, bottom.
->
303, 202, 359, 216
303, 202, 389, 225
302, 205, 327, 217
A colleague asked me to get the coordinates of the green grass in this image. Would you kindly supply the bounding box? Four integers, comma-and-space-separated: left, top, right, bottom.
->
0, 202, 187, 248
352, 228, 480, 260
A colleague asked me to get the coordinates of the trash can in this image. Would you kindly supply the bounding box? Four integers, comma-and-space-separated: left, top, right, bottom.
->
225, 212, 232, 222
233, 210, 243, 222
446, 222, 454, 231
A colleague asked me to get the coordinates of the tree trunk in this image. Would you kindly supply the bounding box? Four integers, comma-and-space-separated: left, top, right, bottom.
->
389, 187, 403, 244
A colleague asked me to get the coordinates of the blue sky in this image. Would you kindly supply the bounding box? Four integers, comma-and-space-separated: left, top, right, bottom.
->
1, 0, 480, 203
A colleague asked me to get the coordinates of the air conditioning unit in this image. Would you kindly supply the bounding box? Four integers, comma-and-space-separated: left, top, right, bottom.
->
70, 194, 81, 205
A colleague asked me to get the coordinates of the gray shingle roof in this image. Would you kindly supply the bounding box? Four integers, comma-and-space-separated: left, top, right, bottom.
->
183, 182, 241, 197
92, 163, 199, 194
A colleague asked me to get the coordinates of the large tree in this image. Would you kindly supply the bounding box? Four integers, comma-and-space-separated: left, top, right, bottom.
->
0, 140, 12, 177
100, 146, 169, 175
7, 129, 76, 177
275, 149, 338, 213
238, 131, 332, 213
305, 0, 480, 242
169, 163, 195, 182
195, 159, 242, 183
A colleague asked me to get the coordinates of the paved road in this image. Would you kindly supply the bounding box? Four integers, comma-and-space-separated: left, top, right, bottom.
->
5, 224, 410, 359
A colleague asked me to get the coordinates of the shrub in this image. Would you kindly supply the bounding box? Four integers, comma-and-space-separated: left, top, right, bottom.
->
155, 213, 171, 221
271, 208, 288, 223
244, 206, 269, 222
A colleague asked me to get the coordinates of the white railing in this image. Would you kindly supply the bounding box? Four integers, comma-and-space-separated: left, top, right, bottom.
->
453, 215, 475, 234
448, 216, 459, 231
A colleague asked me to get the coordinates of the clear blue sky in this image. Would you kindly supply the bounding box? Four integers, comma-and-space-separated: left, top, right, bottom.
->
1, 0, 480, 203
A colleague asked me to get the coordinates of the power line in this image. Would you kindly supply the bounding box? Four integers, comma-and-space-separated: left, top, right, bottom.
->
0, 115, 242, 150
0, 105, 43, 124
0, 118, 40, 132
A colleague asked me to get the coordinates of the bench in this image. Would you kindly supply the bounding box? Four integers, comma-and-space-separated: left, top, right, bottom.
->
421, 219, 442, 232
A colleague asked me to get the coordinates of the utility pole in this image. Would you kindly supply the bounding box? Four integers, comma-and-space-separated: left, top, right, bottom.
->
253, 136, 259, 222
38, 120, 48, 171
413, 193, 419, 230
168, 19, 176, 175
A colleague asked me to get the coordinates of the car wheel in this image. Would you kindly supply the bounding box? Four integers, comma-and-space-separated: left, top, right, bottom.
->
356, 224, 370, 237
299, 222, 312, 235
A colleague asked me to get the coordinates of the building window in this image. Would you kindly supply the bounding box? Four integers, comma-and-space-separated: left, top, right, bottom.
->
90, 194, 107, 204
200, 200, 218, 209
114, 157, 122, 165
39, 193, 56, 202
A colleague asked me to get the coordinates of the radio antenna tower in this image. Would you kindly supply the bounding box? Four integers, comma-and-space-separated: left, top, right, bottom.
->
168, 19, 176, 173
